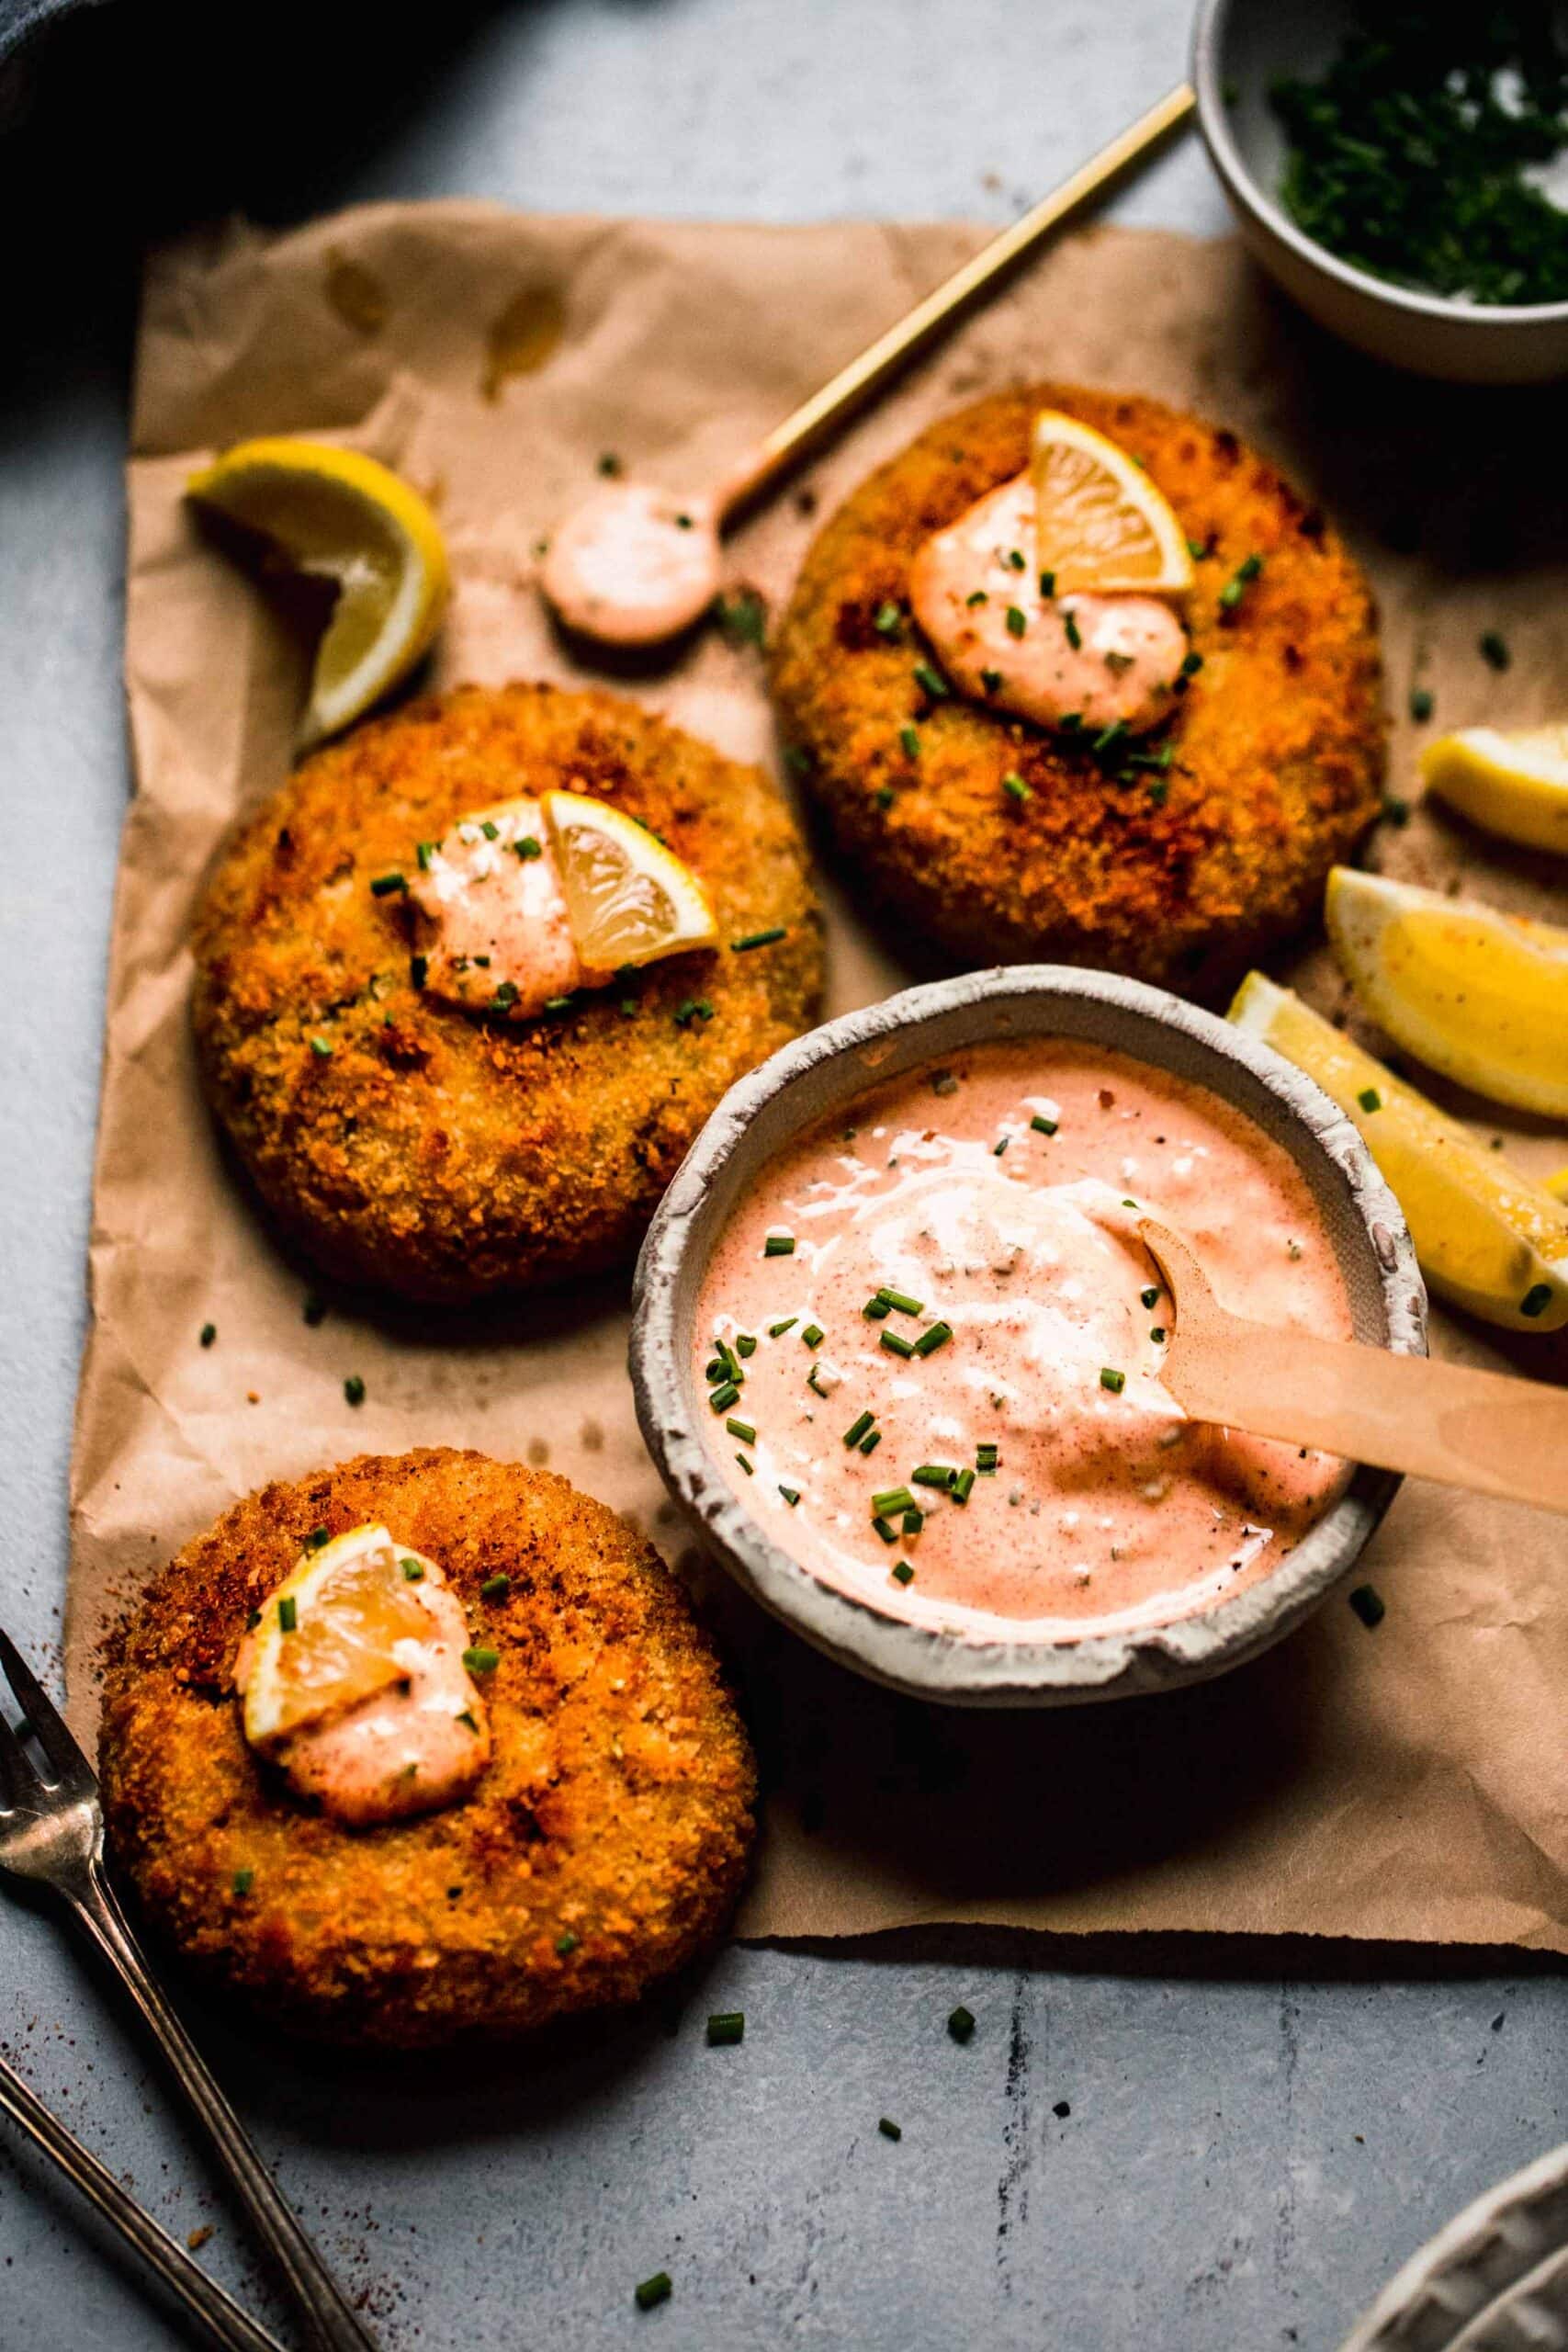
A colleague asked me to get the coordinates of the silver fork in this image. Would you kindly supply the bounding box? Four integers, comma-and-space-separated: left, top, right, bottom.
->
0, 1625, 380, 2352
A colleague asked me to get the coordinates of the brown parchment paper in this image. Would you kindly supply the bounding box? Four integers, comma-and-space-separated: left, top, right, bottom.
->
81, 199, 1568, 1953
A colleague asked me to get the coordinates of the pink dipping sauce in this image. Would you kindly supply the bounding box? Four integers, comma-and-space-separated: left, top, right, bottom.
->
541, 483, 723, 645
908, 475, 1186, 736
694, 1042, 1352, 1639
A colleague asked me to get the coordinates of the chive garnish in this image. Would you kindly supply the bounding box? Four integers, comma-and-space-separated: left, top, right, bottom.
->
1358, 1087, 1382, 1112
980, 667, 1003, 695
1150, 1327, 1167, 1344
801, 1323, 824, 1348
1141, 1286, 1159, 1309
874, 601, 902, 638
491, 980, 519, 1012
965, 589, 987, 606
727, 1418, 757, 1445
879, 1329, 915, 1359
1521, 1283, 1552, 1318
707, 2011, 745, 2046
872, 1515, 897, 1545
764, 1233, 795, 1258
732, 927, 787, 952
199, 1322, 216, 1348
1063, 611, 1082, 651
480, 1572, 511, 1600
369, 871, 407, 896
1100, 1367, 1126, 1394
1408, 686, 1433, 723
1002, 772, 1032, 803
674, 997, 714, 1026
456, 1709, 479, 1732
912, 661, 950, 699
232, 1868, 254, 1896
709, 1381, 740, 1412
1348, 1583, 1385, 1629
305, 1526, 330, 1550
277, 1597, 298, 1633
416, 841, 436, 870
463, 1645, 500, 1673
948, 2005, 976, 2042
951, 1468, 976, 1504
872, 1487, 916, 1518
344, 1374, 365, 1407
635, 2274, 671, 2312
807, 1365, 829, 1396
556, 1930, 579, 1955
1031, 1113, 1058, 1136
479, 820, 499, 842
898, 725, 920, 759
1039, 570, 1055, 597
779, 1485, 801, 1505
878, 2118, 903, 2141
309, 1035, 333, 1058
1004, 548, 1025, 571
1219, 554, 1263, 611
735, 1453, 753, 1474
1005, 605, 1027, 639
876, 1288, 921, 1316
843, 1410, 875, 1449
912, 1321, 952, 1357
891, 1561, 914, 1586
736, 1334, 757, 1358
1480, 630, 1510, 672
768, 1317, 798, 1337
1180, 650, 1203, 676
874, 786, 895, 809
859, 1429, 883, 1456
514, 835, 543, 860
911, 1464, 957, 1489
976, 1443, 998, 1472
902, 1508, 923, 1534
401, 1557, 424, 1581
863, 1295, 891, 1319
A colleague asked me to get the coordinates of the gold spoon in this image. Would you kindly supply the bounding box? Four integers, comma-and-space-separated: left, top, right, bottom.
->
1140, 1216, 1568, 1516
542, 83, 1196, 649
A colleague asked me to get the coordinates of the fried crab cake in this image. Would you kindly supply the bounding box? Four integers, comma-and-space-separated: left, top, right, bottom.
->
98, 1449, 757, 2049
771, 386, 1384, 1000
191, 683, 824, 1302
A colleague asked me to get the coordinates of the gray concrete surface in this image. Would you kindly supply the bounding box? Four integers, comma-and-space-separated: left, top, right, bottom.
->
0, 3, 1561, 2346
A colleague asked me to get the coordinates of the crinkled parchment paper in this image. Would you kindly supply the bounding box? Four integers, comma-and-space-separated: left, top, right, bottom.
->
81, 200, 1568, 1949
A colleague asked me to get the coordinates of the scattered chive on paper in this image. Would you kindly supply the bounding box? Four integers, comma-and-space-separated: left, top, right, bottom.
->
948, 2005, 976, 2043
878, 2117, 902, 2142
1348, 1583, 1385, 1629
634, 2272, 671, 2312
706, 2011, 745, 2046
199, 1322, 216, 1348
343, 1374, 365, 1407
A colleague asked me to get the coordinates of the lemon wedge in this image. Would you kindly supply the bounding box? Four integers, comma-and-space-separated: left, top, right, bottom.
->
1229, 970, 1568, 1331
1325, 865, 1568, 1120
243, 1523, 439, 1749
1421, 724, 1568, 854
1031, 410, 1194, 599
543, 790, 717, 975
186, 437, 450, 744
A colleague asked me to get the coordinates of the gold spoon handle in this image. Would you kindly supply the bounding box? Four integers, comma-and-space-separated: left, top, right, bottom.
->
719, 81, 1196, 519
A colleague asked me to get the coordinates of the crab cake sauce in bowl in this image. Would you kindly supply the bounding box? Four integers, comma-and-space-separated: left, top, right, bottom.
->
98, 1449, 756, 2047
631, 967, 1425, 1707
191, 682, 823, 1303
770, 385, 1384, 1001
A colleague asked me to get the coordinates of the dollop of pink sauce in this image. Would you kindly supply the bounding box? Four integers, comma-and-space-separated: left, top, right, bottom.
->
408, 797, 592, 1019
694, 1042, 1352, 1640
541, 483, 722, 644
234, 1538, 491, 1828
909, 475, 1186, 736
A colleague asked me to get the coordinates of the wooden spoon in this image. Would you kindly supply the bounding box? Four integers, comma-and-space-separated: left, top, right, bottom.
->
541, 84, 1196, 649
1137, 1216, 1568, 1517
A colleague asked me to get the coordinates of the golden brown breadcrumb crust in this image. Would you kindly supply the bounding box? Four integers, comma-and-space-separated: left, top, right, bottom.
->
191, 683, 823, 1301
98, 1449, 756, 2048
770, 386, 1385, 999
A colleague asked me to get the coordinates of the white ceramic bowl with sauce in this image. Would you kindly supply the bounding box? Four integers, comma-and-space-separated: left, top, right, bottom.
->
1192, 0, 1568, 386
629, 967, 1427, 1708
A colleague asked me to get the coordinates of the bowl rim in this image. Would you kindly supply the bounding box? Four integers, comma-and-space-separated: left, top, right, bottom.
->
1190, 0, 1568, 332
629, 964, 1428, 1708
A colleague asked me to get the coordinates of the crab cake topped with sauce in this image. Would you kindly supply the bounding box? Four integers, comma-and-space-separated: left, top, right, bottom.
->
98, 1449, 757, 2049
770, 387, 1384, 1001
191, 682, 823, 1302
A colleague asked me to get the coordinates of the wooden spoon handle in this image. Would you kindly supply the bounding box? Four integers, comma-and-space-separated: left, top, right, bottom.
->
1168, 1317, 1568, 1516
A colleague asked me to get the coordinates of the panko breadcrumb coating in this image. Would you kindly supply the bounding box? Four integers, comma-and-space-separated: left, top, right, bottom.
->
770, 387, 1385, 999
191, 683, 823, 1301
98, 1449, 756, 2048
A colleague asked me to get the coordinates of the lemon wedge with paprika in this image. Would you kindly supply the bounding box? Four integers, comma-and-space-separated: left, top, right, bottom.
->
186, 438, 450, 744
1229, 969, 1568, 1331
1031, 411, 1194, 599
1421, 723, 1568, 855
543, 790, 718, 974
1325, 865, 1568, 1119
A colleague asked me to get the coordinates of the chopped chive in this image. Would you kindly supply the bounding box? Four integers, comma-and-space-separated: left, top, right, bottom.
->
735, 1453, 753, 1474
768, 1317, 799, 1338
1348, 1583, 1385, 1629
1150, 1327, 1168, 1343
369, 871, 407, 896
801, 1323, 824, 1348
635, 2274, 671, 2312
764, 1233, 795, 1258
480, 1572, 511, 1600
309, 1035, 333, 1058
976, 1443, 998, 1471
874, 600, 902, 638
911, 1464, 957, 1490
859, 1429, 883, 1456
1141, 1286, 1160, 1309
862, 1295, 892, 1319
779, 1486, 801, 1506
1004, 548, 1026, 571
1357, 1087, 1382, 1113
463, 1645, 500, 1674
1002, 771, 1032, 803
399, 1558, 426, 1585
199, 1321, 216, 1348
491, 980, 519, 1012
1063, 610, 1082, 651
1480, 630, 1510, 672
1521, 1283, 1552, 1318
1383, 795, 1410, 828
878, 2117, 903, 2141
872, 1515, 897, 1545
456, 1709, 479, 1732
1005, 605, 1027, 639
556, 1930, 579, 1955
912, 1321, 953, 1358
898, 725, 920, 760
891, 1561, 914, 1586
951, 1468, 976, 1504
514, 834, 542, 860
416, 841, 436, 870
479, 820, 499, 842
1039, 569, 1056, 597
277, 1597, 298, 1634
874, 786, 895, 809
1180, 650, 1203, 676
343, 1374, 365, 1407
1408, 686, 1433, 723
246, 1609, 261, 1629
231, 1868, 254, 1895
871, 1487, 916, 1518
304, 1526, 330, 1550
965, 589, 987, 606
912, 661, 950, 699
736, 1334, 757, 1358
1031, 1113, 1058, 1136
901, 1508, 924, 1534
807, 1365, 829, 1396
843, 1410, 875, 1449
879, 1329, 915, 1359
709, 1381, 740, 1412
674, 997, 714, 1027
726, 1418, 757, 1445
874, 1288, 919, 1316
1187, 537, 1207, 561
980, 667, 1003, 695
732, 927, 787, 952
705, 1358, 726, 1384
948, 2005, 976, 2042
1100, 1367, 1125, 1395
706, 2011, 745, 2046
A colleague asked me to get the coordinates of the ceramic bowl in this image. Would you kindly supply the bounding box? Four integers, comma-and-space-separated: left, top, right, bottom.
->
629, 966, 1427, 1708
1192, 0, 1568, 385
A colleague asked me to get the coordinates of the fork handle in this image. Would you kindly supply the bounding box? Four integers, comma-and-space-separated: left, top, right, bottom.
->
68, 1858, 379, 2352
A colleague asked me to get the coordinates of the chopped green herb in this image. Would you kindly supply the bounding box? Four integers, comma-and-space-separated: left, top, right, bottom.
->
912, 1320, 953, 1358
305, 1526, 331, 1550
976, 1444, 998, 1472
1005, 605, 1027, 639
764, 1233, 795, 1258
902, 1508, 924, 1534
1002, 771, 1032, 804
1409, 687, 1433, 723
912, 661, 949, 700
277, 1597, 298, 1634
1031, 1113, 1058, 1136
802, 1323, 824, 1348
480, 1572, 511, 1600
767, 1316, 798, 1338
872, 1515, 897, 1544
1480, 630, 1510, 671
456, 1711, 479, 1733
874, 786, 896, 809
410, 954, 428, 989
735, 1453, 753, 1475
715, 587, 768, 646
872, 1487, 917, 1518
343, 1374, 365, 1408
911, 1464, 958, 1490
491, 980, 519, 1012
1358, 1087, 1382, 1113
1141, 1286, 1160, 1309
556, 1930, 579, 1955
514, 834, 542, 860
863, 1295, 891, 1319
199, 1321, 216, 1348
874, 600, 903, 638
1521, 1282, 1553, 1318
709, 1381, 740, 1413
879, 1329, 916, 1359
1004, 548, 1026, 571
1383, 795, 1411, 827
369, 871, 407, 896
309, 1035, 333, 1058
707, 2011, 745, 2046
597, 452, 622, 476
891, 1561, 914, 1587
980, 666, 1004, 695
1100, 1367, 1126, 1395
1348, 1583, 1386, 1630
416, 840, 436, 870
1063, 610, 1082, 651
948, 2004, 976, 2042
880, 1289, 924, 1316
878, 2117, 903, 2142
635, 2273, 671, 2312
1219, 554, 1263, 611
726, 1418, 757, 1445
736, 1333, 758, 1358
992, 1136, 1009, 1156
779, 1485, 801, 1507
951, 1468, 976, 1504
674, 997, 714, 1027
898, 725, 921, 760
1180, 650, 1203, 677
843, 1410, 875, 1449
964, 589, 988, 607
401, 1557, 425, 1581
1039, 569, 1056, 598
462, 1645, 500, 1674
732, 927, 787, 952
231, 1868, 254, 1896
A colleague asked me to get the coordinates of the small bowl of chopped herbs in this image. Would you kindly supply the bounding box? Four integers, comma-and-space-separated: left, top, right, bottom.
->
1192, 0, 1568, 382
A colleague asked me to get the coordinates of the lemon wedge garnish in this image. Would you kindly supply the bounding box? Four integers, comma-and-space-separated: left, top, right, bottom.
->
1325, 865, 1568, 1120
1031, 410, 1194, 600
543, 790, 717, 975
1229, 970, 1568, 1332
186, 437, 450, 745
243, 1523, 439, 1749
1421, 724, 1568, 854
